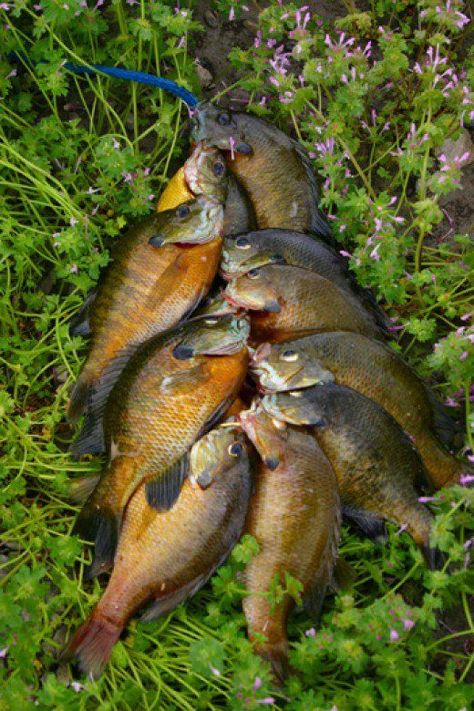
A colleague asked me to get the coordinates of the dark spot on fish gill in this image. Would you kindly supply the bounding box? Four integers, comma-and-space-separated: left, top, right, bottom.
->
265, 300, 281, 313
173, 345, 195, 360
270, 254, 286, 264
264, 456, 280, 471
149, 234, 165, 247
197, 470, 213, 489
235, 142, 253, 155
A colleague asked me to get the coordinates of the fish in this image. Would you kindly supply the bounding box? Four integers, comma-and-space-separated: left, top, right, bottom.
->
223, 264, 384, 343
158, 142, 256, 235
72, 315, 249, 577
239, 406, 340, 681
191, 102, 332, 239
67, 144, 227, 424
220, 229, 388, 330
261, 384, 442, 568
63, 427, 252, 680
251, 332, 466, 489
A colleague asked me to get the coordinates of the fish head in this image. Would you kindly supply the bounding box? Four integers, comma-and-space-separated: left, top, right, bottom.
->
197, 291, 240, 317
173, 314, 250, 360
148, 196, 223, 247
223, 268, 281, 313
261, 388, 328, 427
189, 427, 247, 489
250, 342, 334, 393
190, 102, 253, 157
221, 234, 286, 279
239, 402, 288, 471
184, 141, 228, 203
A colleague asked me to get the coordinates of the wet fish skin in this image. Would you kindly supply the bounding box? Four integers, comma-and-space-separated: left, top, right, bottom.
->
63, 436, 252, 680
220, 229, 388, 330
251, 332, 465, 489
262, 384, 440, 565
73, 315, 249, 577
189, 425, 247, 489
191, 102, 332, 239
224, 264, 384, 343
68, 159, 226, 425
239, 407, 340, 681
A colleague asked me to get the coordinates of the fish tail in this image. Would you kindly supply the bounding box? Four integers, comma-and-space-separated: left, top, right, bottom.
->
254, 638, 291, 684
67, 371, 93, 423
61, 607, 122, 680
74, 496, 120, 578
69, 474, 101, 504
404, 501, 444, 570
426, 389, 463, 449
417, 434, 467, 490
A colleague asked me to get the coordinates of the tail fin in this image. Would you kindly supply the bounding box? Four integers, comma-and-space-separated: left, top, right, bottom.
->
426, 390, 463, 449
69, 475, 101, 504
73, 500, 119, 578
67, 373, 92, 424
255, 639, 291, 685
61, 608, 122, 680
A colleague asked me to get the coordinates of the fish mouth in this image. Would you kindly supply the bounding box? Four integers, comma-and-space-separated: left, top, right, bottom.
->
222, 291, 253, 312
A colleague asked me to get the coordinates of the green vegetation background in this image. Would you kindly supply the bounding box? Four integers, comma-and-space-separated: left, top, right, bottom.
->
0, 1, 473, 709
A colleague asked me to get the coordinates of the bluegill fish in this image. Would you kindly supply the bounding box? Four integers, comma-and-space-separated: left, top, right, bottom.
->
73, 315, 249, 577
251, 332, 465, 489
262, 384, 442, 568
239, 406, 340, 681
220, 229, 387, 330
158, 142, 256, 235
191, 102, 331, 239
68, 145, 227, 424
63, 427, 252, 680
224, 264, 384, 343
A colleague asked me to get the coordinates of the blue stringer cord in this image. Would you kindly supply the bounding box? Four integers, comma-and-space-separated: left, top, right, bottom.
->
64, 63, 199, 108
8, 52, 199, 108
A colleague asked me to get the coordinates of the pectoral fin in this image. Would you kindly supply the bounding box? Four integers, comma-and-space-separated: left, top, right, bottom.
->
145, 453, 189, 511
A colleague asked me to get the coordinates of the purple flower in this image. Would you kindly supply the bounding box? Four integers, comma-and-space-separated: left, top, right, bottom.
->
70, 264, 79, 274
70, 216, 78, 227
113, 139, 120, 149
460, 474, 474, 486
228, 6, 235, 21
147, 194, 155, 201
305, 627, 316, 637
390, 629, 399, 642
71, 682, 83, 692
252, 676, 262, 691
0, 648, 8, 658
403, 619, 415, 631
418, 496, 437, 503
0, 2, 10, 8
459, 351, 469, 361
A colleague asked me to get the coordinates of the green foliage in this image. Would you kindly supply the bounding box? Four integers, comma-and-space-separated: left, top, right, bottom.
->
0, 1, 473, 710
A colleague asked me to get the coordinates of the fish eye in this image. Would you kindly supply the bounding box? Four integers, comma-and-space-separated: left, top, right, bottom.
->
176, 204, 190, 218
204, 317, 219, 325
247, 268, 260, 279
213, 161, 226, 177
270, 253, 284, 263
235, 236, 251, 249
217, 113, 231, 126
228, 442, 243, 457
281, 350, 299, 362
289, 390, 303, 398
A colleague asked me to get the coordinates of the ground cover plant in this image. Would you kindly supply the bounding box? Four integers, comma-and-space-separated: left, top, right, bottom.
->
0, 0, 473, 708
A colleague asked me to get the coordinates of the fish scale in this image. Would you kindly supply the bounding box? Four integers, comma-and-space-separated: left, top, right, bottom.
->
240, 408, 340, 682
73, 316, 249, 578
63, 437, 252, 680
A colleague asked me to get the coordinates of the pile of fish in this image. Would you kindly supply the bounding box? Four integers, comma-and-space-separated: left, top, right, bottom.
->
63, 102, 470, 682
